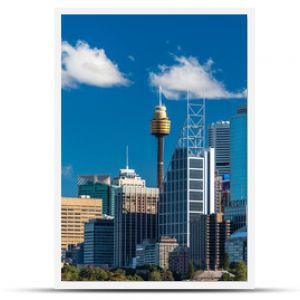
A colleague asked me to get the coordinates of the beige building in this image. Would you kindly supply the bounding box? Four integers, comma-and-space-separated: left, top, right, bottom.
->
61, 197, 102, 251
156, 236, 179, 270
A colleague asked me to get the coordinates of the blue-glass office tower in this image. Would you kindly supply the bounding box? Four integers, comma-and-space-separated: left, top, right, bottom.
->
78, 175, 117, 216
230, 106, 247, 202
225, 105, 247, 232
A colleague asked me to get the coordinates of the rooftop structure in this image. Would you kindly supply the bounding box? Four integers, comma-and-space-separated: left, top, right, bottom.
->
112, 147, 146, 187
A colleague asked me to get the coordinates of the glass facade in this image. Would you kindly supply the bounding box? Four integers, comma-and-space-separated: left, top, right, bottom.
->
84, 218, 115, 267
230, 108, 247, 202
225, 106, 247, 234
159, 147, 213, 247
78, 182, 116, 216
208, 121, 230, 176
225, 226, 247, 263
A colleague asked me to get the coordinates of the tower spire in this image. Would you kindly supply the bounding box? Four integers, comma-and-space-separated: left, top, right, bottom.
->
126, 145, 129, 169
159, 86, 162, 106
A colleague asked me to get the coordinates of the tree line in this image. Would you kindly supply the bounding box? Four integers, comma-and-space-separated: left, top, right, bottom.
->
62, 265, 178, 281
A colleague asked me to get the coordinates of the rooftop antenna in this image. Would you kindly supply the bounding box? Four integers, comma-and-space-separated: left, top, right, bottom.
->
159, 86, 163, 106
126, 145, 129, 169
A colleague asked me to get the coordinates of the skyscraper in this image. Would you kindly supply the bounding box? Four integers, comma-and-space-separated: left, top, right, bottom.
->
78, 175, 117, 216
190, 213, 231, 270
230, 106, 247, 202
225, 105, 247, 232
113, 165, 159, 267
208, 121, 230, 176
159, 99, 215, 260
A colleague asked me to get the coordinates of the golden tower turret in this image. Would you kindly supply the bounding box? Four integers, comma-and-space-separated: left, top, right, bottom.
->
151, 88, 171, 190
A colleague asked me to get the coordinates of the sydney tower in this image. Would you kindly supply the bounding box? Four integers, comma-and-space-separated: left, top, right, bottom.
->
151, 93, 171, 191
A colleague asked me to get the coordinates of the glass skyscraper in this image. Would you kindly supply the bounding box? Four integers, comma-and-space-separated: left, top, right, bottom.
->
230, 106, 247, 202
225, 105, 247, 233
208, 121, 230, 177
159, 147, 215, 248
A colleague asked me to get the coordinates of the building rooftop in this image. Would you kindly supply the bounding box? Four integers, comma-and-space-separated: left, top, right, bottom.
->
209, 120, 230, 127
77, 174, 111, 185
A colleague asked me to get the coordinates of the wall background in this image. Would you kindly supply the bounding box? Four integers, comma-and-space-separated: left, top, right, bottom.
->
0, 0, 299, 299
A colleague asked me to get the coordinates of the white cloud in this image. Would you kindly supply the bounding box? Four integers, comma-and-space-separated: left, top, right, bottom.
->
62, 165, 73, 179
149, 56, 246, 100
62, 40, 130, 89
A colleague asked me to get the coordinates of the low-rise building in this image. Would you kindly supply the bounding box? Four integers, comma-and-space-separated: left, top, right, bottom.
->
169, 246, 190, 274
135, 236, 179, 270
61, 197, 102, 252
136, 240, 157, 267
156, 236, 179, 270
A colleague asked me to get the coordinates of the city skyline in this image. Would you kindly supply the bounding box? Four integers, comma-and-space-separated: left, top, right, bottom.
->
61, 14, 248, 282
61, 14, 247, 196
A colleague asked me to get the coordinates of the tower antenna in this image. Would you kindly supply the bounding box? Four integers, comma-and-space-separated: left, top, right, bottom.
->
126, 145, 129, 169
159, 86, 162, 106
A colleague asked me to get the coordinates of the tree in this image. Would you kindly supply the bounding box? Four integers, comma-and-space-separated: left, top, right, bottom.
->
188, 261, 195, 279
61, 264, 80, 281
161, 269, 174, 281
149, 265, 162, 272
148, 270, 162, 281
224, 253, 230, 270
127, 274, 144, 281
110, 272, 127, 281
230, 261, 247, 281
79, 267, 109, 281
219, 272, 234, 281
93, 268, 109, 281
114, 268, 126, 275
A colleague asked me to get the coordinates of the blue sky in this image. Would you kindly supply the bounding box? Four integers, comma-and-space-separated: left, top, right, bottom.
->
61, 14, 247, 196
